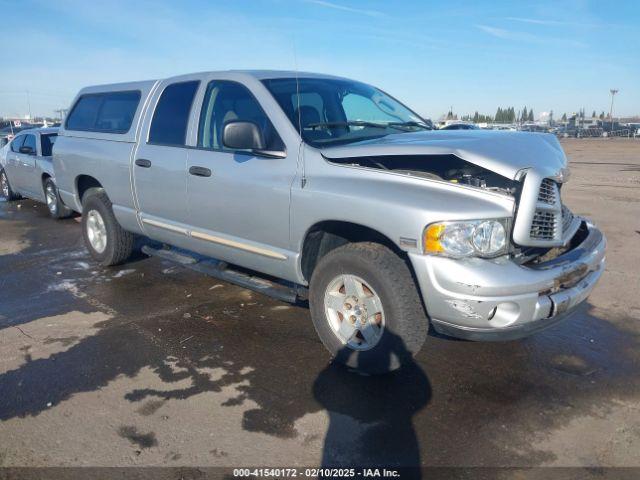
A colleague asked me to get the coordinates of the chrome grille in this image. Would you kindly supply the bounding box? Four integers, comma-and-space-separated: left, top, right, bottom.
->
530, 210, 558, 240
513, 172, 568, 247
538, 178, 557, 204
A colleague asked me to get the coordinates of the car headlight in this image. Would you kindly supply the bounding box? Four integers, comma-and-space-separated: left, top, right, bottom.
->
424, 219, 509, 258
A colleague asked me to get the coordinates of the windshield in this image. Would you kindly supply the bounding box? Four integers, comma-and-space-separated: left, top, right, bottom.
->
262, 78, 429, 147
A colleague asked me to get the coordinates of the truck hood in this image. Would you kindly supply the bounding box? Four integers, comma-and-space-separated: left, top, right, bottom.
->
321, 130, 568, 180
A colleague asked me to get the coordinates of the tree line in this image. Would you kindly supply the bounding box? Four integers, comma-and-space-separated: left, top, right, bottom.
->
454, 107, 609, 124
457, 107, 534, 123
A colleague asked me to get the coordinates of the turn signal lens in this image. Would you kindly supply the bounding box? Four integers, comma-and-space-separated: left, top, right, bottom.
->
424, 224, 445, 253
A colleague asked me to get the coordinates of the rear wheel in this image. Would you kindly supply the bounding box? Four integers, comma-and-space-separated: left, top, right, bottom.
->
309, 242, 429, 374
82, 188, 135, 266
44, 177, 72, 219
0, 169, 19, 201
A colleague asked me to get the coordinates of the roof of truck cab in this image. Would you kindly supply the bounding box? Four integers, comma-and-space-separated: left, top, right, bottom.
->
77, 71, 352, 94
161, 69, 352, 82
227, 70, 350, 80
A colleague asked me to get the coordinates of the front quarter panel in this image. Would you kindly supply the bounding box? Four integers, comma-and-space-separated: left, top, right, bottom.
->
291, 146, 515, 282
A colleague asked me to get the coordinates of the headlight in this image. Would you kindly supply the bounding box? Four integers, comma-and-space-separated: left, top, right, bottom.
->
424, 219, 509, 258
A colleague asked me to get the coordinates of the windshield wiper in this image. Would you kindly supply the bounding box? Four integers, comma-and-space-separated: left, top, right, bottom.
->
307, 120, 432, 131
306, 121, 390, 130
387, 121, 432, 130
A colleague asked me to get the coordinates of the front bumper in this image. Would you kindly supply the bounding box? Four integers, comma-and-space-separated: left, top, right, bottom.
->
409, 219, 606, 341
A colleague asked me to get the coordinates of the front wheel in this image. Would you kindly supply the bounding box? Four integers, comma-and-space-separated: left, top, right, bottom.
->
309, 242, 429, 374
82, 188, 135, 266
44, 177, 72, 219
0, 169, 19, 201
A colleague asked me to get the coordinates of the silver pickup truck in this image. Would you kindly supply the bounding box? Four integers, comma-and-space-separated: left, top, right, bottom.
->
53, 70, 606, 373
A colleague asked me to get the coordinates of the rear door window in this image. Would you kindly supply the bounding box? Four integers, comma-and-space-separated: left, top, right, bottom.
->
40, 134, 57, 156
66, 91, 141, 133
148, 81, 200, 146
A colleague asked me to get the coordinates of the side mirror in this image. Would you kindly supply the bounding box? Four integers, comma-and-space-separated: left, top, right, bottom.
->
222, 121, 286, 159
223, 121, 265, 151
19, 146, 34, 155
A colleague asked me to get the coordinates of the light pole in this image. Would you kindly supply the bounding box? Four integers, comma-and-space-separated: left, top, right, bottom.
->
609, 89, 618, 132
26, 90, 32, 122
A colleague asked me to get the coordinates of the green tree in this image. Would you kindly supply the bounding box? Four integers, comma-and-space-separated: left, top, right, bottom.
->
528, 109, 534, 122
592, 110, 597, 118
522, 106, 528, 122
599, 111, 605, 119
561, 113, 567, 122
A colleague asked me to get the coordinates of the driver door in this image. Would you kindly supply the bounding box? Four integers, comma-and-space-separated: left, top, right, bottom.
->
185, 80, 296, 277
14, 134, 38, 196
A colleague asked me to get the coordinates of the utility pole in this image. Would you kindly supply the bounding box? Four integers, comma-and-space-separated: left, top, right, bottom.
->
54, 108, 68, 122
26, 90, 32, 122
609, 89, 618, 132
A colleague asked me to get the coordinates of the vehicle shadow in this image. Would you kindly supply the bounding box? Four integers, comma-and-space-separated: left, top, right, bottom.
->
313, 333, 431, 472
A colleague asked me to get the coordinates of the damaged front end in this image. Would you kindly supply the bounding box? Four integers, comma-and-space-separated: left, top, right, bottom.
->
320, 131, 605, 340
325, 154, 519, 196
408, 219, 605, 340
325, 152, 584, 266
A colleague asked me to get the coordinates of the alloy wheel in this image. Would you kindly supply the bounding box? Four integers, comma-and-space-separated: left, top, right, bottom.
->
1, 172, 8, 198
323, 274, 385, 351
45, 182, 57, 215
86, 209, 107, 253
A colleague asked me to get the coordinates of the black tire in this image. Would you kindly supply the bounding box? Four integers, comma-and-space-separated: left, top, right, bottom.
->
0, 169, 20, 201
82, 188, 135, 266
309, 242, 429, 374
43, 177, 73, 219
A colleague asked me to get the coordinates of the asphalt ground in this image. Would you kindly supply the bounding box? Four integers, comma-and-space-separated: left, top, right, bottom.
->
0, 138, 638, 476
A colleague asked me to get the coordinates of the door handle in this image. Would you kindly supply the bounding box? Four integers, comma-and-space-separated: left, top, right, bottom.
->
189, 166, 212, 177
135, 158, 152, 168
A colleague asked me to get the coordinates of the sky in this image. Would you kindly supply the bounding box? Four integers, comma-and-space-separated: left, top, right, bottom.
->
0, 0, 638, 120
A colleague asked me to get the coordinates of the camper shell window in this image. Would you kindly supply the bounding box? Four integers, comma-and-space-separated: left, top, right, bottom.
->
66, 91, 141, 134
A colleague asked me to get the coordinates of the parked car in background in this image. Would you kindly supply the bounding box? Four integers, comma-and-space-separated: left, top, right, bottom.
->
54, 71, 605, 373
0, 127, 72, 218
0, 123, 36, 138
440, 122, 478, 130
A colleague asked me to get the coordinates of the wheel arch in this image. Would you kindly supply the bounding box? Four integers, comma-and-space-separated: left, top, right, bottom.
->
75, 175, 104, 206
41, 172, 52, 198
299, 220, 405, 283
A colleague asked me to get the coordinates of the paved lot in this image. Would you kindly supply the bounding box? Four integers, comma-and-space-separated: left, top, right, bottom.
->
0, 139, 639, 470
